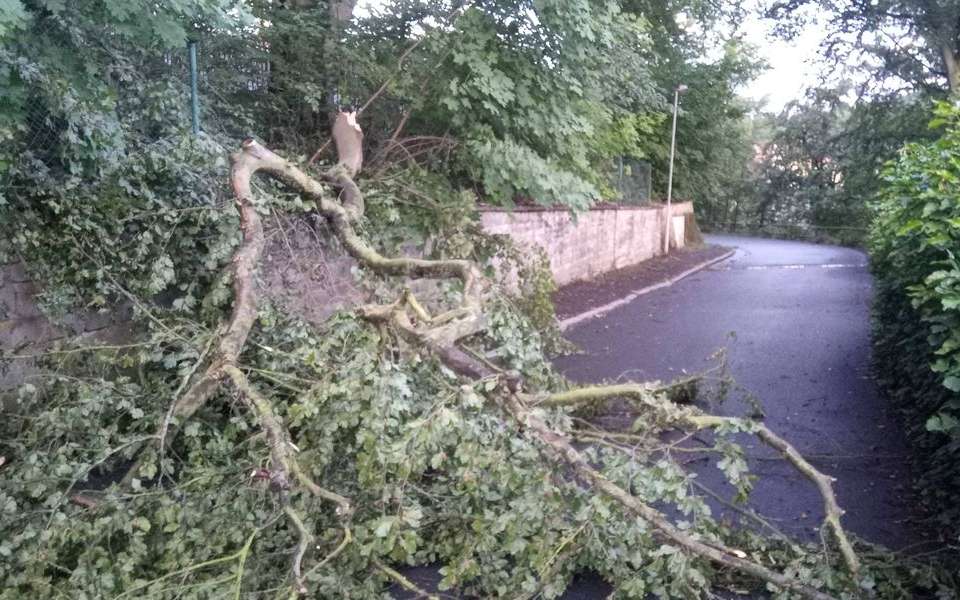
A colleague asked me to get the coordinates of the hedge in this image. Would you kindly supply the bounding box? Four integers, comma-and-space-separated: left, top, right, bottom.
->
869, 101, 960, 532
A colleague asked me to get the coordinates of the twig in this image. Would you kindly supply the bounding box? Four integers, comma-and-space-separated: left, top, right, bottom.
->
157, 332, 217, 472
688, 479, 800, 552
302, 527, 352, 578
385, 109, 411, 147
372, 558, 440, 600
283, 504, 313, 595
112, 529, 258, 600
306, 139, 332, 167
223, 365, 352, 517
2, 342, 153, 360
272, 210, 306, 276
232, 528, 257, 600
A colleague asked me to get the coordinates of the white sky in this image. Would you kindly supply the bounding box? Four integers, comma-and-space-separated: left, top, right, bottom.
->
736, 4, 828, 111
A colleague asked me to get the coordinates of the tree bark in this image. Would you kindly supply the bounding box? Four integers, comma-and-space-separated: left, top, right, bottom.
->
942, 44, 960, 93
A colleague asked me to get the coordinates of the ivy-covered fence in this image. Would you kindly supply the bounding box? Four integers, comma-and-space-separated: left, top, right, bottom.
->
869, 102, 960, 534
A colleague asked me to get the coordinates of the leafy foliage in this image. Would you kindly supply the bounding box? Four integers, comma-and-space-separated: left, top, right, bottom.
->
722, 88, 940, 246
5, 295, 958, 598
370, 0, 662, 208
739, 0, 957, 245
743, 89, 851, 240
621, 0, 761, 220
0, 0, 253, 315
767, 0, 960, 94
467, 138, 598, 210
870, 101, 960, 536
2, 1, 958, 598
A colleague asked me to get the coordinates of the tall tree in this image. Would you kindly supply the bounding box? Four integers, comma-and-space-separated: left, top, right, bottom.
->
767, 0, 960, 94
750, 88, 847, 230
621, 0, 761, 221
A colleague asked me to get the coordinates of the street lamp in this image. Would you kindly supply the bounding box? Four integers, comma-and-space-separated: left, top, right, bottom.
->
664, 83, 688, 254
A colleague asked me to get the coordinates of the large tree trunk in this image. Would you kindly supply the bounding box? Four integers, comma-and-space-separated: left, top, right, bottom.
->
942, 44, 960, 92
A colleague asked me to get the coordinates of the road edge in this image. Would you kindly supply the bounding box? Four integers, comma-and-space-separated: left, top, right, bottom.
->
558, 248, 736, 331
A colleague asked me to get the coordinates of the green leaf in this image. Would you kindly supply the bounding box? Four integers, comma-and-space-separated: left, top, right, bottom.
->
943, 376, 960, 392
926, 413, 959, 433
0, 0, 27, 37
373, 517, 395, 538
132, 517, 151, 533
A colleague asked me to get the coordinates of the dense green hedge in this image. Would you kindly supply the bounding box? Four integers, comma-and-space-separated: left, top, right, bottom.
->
869, 101, 960, 530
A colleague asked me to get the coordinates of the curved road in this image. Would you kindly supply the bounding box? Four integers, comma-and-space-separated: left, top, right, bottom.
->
554, 234, 921, 551
395, 236, 924, 600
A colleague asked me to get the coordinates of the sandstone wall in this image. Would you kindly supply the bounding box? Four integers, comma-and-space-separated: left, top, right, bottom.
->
2, 203, 696, 391
480, 202, 694, 285
0, 261, 131, 392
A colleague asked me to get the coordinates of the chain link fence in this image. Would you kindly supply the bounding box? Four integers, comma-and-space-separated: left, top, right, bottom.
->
18, 27, 275, 166
610, 157, 652, 205
17, 17, 660, 208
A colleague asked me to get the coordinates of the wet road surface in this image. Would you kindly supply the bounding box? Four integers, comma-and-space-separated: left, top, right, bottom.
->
554, 235, 922, 551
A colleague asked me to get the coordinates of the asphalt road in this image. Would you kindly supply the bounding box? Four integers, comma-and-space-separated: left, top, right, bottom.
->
395, 235, 926, 599
554, 234, 922, 551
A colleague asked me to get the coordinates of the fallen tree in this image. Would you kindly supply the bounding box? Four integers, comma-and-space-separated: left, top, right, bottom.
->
4, 113, 956, 600
123, 113, 860, 599
3, 1, 958, 596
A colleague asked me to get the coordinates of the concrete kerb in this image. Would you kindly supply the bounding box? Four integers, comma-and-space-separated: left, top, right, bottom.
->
558, 249, 736, 331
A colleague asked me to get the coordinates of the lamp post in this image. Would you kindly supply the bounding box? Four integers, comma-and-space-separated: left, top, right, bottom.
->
664, 83, 687, 254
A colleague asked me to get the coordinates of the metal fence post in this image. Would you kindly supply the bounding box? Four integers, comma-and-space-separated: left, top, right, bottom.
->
188, 40, 200, 135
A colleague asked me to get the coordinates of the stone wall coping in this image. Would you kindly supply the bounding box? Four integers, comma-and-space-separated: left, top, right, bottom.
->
477, 201, 693, 214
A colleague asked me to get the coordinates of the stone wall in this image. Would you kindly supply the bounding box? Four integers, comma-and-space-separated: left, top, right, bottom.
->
0, 216, 365, 393
480, 202, 694, 286
2, 204, 695, 391
0, 261, 131, 392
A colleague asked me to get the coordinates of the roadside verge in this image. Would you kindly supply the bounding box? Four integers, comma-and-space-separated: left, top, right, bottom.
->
555, 246, 735, 331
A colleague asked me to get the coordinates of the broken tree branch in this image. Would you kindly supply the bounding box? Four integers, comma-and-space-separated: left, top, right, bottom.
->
502, 392, 839, 600
228, 139, 486, 347
341, 290, 839, 598
306, 1, 471, 167
228, 128, 854, 599
539, 386, 861, 578
224, 363, 353, 519
120, 140, 353, 598
121, 140, 268, 488
283, 504, 313, 596
689, 415, 861, 578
